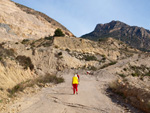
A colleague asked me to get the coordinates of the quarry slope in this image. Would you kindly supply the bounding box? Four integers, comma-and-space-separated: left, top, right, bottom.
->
0, 0, 73, 41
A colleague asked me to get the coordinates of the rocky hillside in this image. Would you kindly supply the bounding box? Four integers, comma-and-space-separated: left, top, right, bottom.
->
0, 0, 73, 41
81, 20, 150, 51
2, 36, 139, 77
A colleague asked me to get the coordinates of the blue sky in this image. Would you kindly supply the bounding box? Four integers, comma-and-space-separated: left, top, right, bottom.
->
12, 0, 150, 37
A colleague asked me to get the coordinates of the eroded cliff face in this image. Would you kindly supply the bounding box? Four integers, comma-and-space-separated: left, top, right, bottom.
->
0, 0, 73, 41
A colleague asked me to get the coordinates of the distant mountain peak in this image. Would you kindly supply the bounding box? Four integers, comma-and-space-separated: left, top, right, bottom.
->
81, 21, 150, 51
95, 20, 128, 32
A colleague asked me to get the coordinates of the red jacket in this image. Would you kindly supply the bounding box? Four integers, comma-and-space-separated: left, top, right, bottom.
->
77, 74, 80, 80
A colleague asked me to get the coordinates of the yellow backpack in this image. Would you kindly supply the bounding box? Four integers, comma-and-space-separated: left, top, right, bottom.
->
72, 76, 78, 84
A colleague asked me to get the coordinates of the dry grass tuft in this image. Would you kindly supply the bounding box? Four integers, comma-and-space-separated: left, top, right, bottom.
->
7, 73, 64, 97
0, 63, 34, 90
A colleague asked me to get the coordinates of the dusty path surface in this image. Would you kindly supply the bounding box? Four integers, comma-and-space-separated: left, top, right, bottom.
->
7, 74, 120, 113
6, 70, 142, 113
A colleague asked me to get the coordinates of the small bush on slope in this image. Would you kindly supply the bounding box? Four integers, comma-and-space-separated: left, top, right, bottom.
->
100, 61, 117, 69
16, 55, 34, 70
54, 28, 65, 37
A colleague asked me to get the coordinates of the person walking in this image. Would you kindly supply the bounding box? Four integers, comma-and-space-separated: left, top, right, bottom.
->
72, 74, 79, 95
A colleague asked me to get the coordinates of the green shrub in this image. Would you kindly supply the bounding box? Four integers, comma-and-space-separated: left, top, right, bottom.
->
0, 56, 3, 61
101, 57, 106, 61
144, 72, 150, 76
58, 52, 62, 56
130, 66, 137, 70
109, 61, 117, 65
44, 36, 53, 40
131, 73, 139, 77
0, 100, 3, 103
16, 55, 34, 70
65, 48, 70, 52
54, 28, 65, 37
21, 39, 30, 44
100, 61, 117, 69
56, 52, 63, 59
6, 48, 15, 57
101, 55, 106, 58
101, 55, 106, 63
83, 55, 97, 61
119, 74, 126, 78
30, 37, 53, 48
7, 84, 23, 96
42, 42, 52, 47
55, 45, 59, 48
123, 68, 127, 71
0, 88, 3, 91
129, 65, 150, 77
0, 45, 15, 62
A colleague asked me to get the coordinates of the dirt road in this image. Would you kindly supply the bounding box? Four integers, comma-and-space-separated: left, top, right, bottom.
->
4, 54, 145, 113
5, 69, 142, 113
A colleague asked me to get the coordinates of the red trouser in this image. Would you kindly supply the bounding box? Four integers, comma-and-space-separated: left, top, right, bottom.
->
72, 84, 78, 94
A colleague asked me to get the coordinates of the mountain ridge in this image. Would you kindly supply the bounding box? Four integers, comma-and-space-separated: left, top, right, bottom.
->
81, 20, 150, 51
